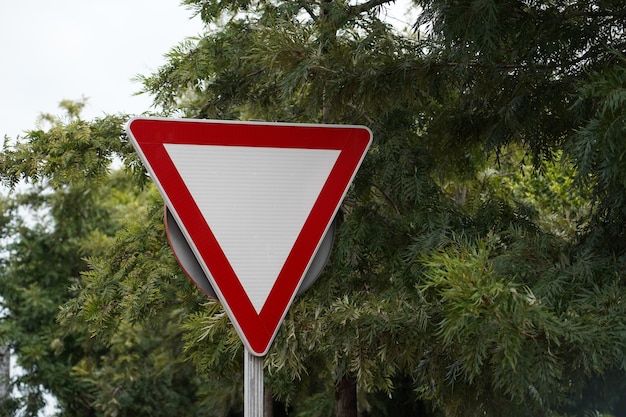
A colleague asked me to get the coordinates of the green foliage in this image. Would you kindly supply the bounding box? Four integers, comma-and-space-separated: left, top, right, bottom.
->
417, 229, 626, 417
567, 55, 626, 231
0, 104, 208, 416
2, 1, 626, 417
138, 3, 425, 125
0, 102, 148, 414
58, 186, 211, 417
416, 0, 626, 173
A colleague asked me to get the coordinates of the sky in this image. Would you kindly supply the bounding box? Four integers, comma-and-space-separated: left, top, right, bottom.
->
0, 0, 204, 140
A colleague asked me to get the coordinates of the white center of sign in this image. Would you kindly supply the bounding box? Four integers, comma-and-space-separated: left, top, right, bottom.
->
164, 143, 340, 312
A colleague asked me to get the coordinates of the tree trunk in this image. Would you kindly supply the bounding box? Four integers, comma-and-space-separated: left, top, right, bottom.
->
0, 346, 9, 400
264, 385, 273, 417
334, 374, 357, 417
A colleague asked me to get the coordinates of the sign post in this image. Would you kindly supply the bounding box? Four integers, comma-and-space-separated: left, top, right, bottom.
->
126, 117, 372, 415
245, 351, 264, 417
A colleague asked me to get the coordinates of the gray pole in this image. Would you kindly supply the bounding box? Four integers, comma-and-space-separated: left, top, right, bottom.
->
244, 349, 264, 417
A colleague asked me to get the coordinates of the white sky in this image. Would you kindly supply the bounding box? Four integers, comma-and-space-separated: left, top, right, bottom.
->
0, 0, 204, 140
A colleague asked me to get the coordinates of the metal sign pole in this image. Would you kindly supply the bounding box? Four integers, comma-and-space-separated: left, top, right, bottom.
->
244, 349, 264, 417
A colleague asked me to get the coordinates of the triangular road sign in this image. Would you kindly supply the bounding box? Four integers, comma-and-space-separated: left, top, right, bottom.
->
126, 117, 372, 356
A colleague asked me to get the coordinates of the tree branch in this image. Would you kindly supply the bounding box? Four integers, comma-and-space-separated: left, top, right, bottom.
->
348, 0, 395, 18
301, 1, 318, 21
562, 9, 626, 20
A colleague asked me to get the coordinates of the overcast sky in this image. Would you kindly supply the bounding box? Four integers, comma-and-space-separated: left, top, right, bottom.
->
0, 0, 204, 140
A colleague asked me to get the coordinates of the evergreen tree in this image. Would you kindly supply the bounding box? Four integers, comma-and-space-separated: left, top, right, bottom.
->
0, 103, 209, 417
1, 1, 626, 416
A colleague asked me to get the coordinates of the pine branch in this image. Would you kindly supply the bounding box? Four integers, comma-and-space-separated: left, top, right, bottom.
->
348, 0, 395, 18
429, 41, 624, 74
372, 182, 400, 215
300, 0, 318, 21
562, 9, 626, 20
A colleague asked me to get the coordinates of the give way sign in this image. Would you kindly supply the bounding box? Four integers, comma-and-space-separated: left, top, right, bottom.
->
126, 117, 372, 356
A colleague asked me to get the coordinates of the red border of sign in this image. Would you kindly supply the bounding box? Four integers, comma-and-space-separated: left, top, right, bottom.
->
127, 118, 372, 356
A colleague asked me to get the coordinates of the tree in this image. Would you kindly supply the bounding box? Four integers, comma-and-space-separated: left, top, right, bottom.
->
2, 0, 626, 416
0, 102, 211, 417
133, 0, 626, 414
0, 102, 134, 416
